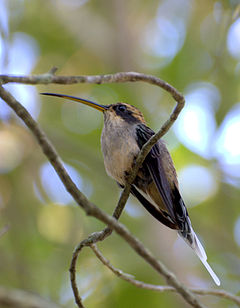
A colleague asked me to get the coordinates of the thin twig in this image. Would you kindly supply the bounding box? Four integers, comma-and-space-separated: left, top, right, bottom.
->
0, 73, 207, 308
90, 244, 240, 307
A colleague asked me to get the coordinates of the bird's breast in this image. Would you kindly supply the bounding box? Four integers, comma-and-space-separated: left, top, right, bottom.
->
101, 122, 140, 186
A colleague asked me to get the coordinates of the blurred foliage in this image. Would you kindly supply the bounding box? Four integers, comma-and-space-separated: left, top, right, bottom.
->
1, 0, 240, 307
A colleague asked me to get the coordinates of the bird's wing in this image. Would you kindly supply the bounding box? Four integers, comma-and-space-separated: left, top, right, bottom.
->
135, 124, 189, 232
117, 180, 175, 228
130, 185, 176, 229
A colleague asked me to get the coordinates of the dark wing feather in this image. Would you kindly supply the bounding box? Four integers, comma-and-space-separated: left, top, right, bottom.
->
136, 124, 190, 233
117, 180, 175, 228
171, 183, 192, 241
130, 185, 176, 229
136, 125, 176, 219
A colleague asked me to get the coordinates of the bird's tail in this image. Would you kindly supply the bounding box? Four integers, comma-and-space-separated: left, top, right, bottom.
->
178, 227, 220, 286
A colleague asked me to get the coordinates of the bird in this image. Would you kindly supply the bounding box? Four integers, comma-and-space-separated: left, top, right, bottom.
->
41, 92, 220, 286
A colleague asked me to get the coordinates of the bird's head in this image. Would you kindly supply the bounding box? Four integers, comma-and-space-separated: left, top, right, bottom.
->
41, 93, 146, 125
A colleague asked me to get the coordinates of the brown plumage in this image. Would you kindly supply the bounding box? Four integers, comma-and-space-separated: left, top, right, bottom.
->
41, 92, 220, 286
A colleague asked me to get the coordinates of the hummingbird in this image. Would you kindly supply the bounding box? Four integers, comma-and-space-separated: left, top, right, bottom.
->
41, 92, 220, 286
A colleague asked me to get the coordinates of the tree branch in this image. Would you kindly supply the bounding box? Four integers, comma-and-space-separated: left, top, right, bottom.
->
0, 71, 184, 102
0, 72, 208, 308
90, 244, 240, 307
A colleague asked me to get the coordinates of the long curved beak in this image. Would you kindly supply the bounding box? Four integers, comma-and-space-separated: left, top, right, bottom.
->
40, 92, 107, 112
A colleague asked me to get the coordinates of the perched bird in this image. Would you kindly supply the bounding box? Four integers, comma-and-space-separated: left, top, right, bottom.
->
41, 92, 220, 286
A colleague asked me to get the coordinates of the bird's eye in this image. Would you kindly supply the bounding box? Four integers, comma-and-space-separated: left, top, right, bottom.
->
117, 105, 127, 112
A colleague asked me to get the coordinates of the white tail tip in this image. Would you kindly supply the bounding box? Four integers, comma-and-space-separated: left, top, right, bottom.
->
179, 229, 221, 286
192, 231, 221, 286
201, 259, 221, 286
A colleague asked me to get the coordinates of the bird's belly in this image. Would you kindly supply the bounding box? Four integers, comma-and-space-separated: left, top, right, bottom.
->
101, 133, 139, 186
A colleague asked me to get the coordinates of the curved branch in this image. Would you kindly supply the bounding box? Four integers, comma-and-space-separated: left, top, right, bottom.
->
0, 71, 183, 101
0, 74, 207, 308
90, 244, 240, 307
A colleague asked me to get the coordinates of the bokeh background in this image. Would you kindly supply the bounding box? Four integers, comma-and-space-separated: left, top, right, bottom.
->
1, 0, 240, 307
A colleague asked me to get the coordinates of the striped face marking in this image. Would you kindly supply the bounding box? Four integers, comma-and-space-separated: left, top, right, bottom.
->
107, 103, 146, 125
